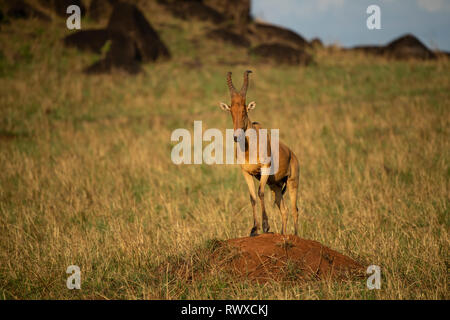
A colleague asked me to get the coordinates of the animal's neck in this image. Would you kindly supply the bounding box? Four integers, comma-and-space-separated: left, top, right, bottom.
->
243, 115, 254, 150
245, 115, 253, 131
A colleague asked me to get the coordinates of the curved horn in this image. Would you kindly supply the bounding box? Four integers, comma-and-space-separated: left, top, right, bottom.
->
226, 72, 238, 97
240, 70, 252, 96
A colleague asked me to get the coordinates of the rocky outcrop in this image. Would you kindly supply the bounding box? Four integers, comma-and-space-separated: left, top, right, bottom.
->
249, 22, 310, 50
64, 29, 114, 53
6, 0, 50, 21
62, 2, 170, 74
351, 34, 437, 60
107, 2, 170, 63
161, 0, 225, 24
204, 0, 251, 28
250, 43, 312, 65
382, 34, 436, 60
206, 28, 251, 48
84, 32, 141, 75
87, 0, 117, 21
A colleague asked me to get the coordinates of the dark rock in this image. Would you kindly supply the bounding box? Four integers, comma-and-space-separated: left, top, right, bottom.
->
350, 34, 436, 60
88, 0, 117, 21
38, 0, 86, 17
107, 2, 170, 62
63, 2, 171, 74
206, 28, 251, 48
84, 32, 141, 75
64, 28, 142, 74
250, 23, 310, 50
63, 29, 113, 53
250, 43, 312, 65
6, 0, 51, 21
382, 34, 436, 60
163, 1, 225, 24
205, 0, 251, 28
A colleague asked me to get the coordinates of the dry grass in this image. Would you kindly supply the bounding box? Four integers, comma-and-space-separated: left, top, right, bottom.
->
0, 2, 449, 299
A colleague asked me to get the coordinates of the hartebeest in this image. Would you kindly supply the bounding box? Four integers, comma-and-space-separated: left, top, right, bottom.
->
219, 70, 300, 236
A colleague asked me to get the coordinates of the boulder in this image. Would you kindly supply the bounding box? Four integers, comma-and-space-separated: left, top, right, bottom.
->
250, 22, 310, 50
6, 0, 51, 21
206, 28, 251, 48
84, 32, 141, 75
350, 34, 437, 60
65, 29, 142, 74
204, 0, 251, 28
107, 2, 170, 62
162, 0, 225, 24
88, 0, 117, 21
250, 43, 312, 65
62, 2, 170, 74
382, 34, 436, 60
63, 29, 113, 53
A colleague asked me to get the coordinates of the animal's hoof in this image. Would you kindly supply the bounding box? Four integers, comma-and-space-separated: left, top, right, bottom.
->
250, 226, 258, 237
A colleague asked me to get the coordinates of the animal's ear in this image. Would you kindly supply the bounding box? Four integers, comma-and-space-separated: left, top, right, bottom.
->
247, 101, 256, 111
219, 102, 230, 111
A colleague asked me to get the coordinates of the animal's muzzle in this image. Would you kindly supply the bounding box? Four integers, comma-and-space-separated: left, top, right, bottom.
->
233, 129, 244, 142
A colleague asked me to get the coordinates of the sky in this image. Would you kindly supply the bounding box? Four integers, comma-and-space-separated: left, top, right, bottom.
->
251, 0, 450, 51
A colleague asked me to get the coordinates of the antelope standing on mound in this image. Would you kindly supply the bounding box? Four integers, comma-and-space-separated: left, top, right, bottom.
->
219, 71, 300, 236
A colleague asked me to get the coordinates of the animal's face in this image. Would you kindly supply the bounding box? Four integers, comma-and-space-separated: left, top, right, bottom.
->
220, 96, 256, 142
219, 71, 256, 142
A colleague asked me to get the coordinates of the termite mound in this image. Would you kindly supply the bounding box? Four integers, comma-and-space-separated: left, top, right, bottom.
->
165, 233, 365, 283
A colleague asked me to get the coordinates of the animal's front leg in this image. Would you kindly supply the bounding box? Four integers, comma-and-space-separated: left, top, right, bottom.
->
242, 170, 259, 237
258, 172, 270, 233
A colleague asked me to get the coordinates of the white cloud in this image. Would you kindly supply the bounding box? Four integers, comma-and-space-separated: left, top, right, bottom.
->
417, 0, 450, 12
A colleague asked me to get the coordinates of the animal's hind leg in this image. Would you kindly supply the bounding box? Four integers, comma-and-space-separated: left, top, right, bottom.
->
287, 177, 299, 235
271, 185, 288, 235
258, 173, 270, 233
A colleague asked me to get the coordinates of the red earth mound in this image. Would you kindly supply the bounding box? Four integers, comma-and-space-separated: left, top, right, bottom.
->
216, 233, 365, 282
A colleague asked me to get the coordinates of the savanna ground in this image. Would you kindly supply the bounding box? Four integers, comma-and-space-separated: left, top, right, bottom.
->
0, 2, 449, 299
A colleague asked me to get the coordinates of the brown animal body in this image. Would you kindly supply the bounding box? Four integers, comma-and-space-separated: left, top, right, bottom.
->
220, 71, 300, 236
